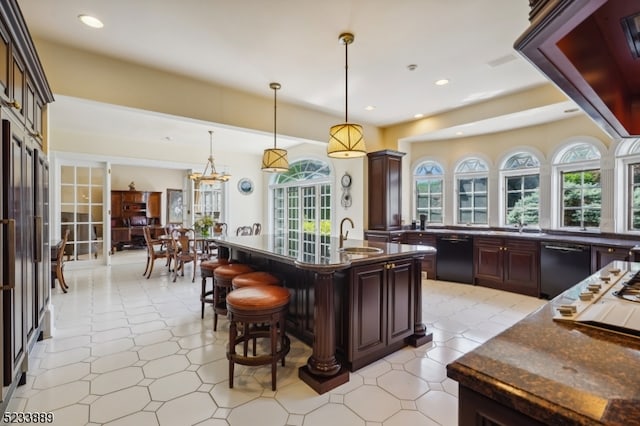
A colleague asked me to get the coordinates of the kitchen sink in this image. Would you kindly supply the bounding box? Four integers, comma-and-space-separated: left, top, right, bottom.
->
339, 246, 383, 254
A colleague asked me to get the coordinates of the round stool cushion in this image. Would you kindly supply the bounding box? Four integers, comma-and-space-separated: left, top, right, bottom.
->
200, 258, 229, 274
214, 263, 254, 279
227, 286, 290, 311
232, 272, 280, 289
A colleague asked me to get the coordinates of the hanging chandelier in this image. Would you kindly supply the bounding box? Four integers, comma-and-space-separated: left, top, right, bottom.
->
327, 32, 366, 158
261, 82, 289, 172
189, 130, 230, 184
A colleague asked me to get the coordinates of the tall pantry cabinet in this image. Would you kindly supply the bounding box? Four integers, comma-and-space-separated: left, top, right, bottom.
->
0, 0, 54, 410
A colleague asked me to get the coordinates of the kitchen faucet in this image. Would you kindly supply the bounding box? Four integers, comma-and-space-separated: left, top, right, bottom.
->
339, 217, 354, 248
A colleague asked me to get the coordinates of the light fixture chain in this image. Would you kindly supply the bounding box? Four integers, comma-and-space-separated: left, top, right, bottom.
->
344, 38, 349, 122
273, 85, 277, 149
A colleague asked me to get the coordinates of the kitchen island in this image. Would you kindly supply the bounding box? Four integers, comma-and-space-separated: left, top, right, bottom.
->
446, 261, 640, 425
213, 234, 435, 393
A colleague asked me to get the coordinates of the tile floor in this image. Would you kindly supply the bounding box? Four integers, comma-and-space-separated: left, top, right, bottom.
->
2, 252, 546, 426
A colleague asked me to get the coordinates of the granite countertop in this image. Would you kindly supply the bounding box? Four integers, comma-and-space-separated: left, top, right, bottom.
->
212, 234, 435, 270
446, 261, 640, 425
371, 227, 640, 248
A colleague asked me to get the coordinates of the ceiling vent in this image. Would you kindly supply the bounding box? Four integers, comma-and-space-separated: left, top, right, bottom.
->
487, 53, 518, 68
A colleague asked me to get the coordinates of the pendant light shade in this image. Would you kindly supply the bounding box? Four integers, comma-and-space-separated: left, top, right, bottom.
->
262, 82, 289, 172
188, 130, 230, 184
327, 32, 366, 158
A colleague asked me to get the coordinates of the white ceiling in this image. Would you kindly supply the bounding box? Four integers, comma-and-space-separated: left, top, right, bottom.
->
17, 0, 567, 154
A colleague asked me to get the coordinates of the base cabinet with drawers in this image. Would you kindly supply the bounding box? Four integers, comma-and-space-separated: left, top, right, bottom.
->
474, 237, 539, 297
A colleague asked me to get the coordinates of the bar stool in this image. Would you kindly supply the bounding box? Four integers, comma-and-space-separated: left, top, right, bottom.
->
226, 286, 290, 391
200, 258, 229, 318
232, 271, 280, 289
213, 263, 254, 331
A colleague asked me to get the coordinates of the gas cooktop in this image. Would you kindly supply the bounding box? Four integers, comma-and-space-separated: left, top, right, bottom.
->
552, 261, 640, 338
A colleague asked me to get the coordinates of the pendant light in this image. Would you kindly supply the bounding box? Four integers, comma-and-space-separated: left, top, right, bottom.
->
327, 32, 366, 158
188, 130, 230, 184
261, 82, 289, 172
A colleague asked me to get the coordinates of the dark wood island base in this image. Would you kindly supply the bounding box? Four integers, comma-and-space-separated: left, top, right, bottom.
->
213, 234, 436, 394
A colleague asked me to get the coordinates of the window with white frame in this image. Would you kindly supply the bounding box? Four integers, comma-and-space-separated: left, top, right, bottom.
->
455, 158, 488, 225
555, 143, 601, 229
413, 161, 444, 224
270, 159, 332, 257
623, 139, 640, 231
501, 152, 540, 226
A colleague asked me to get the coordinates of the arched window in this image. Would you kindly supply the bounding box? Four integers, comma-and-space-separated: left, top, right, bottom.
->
500, 152, 540, 226
455, 158, 488, 225
615, 139, 640, 232
554, 143, 601, 229
270, 159, 332, 255
413, 161, 444, 224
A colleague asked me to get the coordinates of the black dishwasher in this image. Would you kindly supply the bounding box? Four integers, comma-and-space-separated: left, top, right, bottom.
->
436, 235, 473, 283
540, 242, 591, 299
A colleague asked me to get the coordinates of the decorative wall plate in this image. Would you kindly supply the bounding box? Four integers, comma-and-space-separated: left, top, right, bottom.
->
238, 178, 254, 195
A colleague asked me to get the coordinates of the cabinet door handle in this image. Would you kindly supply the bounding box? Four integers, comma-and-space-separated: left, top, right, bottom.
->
34, 215, 42, 262
1, 219, 16, 290
4, 99, 21, 110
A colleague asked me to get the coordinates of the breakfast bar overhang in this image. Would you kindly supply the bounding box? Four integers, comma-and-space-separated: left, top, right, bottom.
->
213, 234, 435, 393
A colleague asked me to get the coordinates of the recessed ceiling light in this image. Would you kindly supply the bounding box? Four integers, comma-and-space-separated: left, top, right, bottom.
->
435, 79, 449, 86
78, 14, 104, 29
365, 105, 376, 111
456, 131, 464, 136
414, 113, 424, 119
407, 64, 418, 71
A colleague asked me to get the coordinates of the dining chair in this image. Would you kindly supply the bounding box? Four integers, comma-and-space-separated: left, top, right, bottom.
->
51, 228, 70, 293
143, 226, 169, 279
171, 228, 198, 282
236, 226, 253, 236
252, 223, 262, 236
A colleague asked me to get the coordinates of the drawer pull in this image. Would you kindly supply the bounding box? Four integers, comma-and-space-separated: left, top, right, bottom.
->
1, 219, 16, 291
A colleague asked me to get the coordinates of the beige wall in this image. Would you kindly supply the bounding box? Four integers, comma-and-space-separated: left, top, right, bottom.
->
36, 35, 619, 234
35, 37, 383, 151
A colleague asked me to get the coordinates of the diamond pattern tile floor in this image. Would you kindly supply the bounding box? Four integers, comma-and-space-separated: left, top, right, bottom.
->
2, 251, 546, 425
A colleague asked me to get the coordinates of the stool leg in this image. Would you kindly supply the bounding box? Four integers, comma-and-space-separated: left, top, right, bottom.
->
229, 318, 237, 389
213, 279, 220, 331
201, 275, 206, 319
270, 316, 277, 391
280, 316, 286, 367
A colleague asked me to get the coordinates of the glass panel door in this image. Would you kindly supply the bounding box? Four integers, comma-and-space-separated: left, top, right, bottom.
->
60, 165, 104, 263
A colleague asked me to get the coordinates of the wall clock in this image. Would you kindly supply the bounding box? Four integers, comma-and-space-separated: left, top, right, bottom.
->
237, 178, 254, 195
341, 173, 352, 188
341, 173, 352, 208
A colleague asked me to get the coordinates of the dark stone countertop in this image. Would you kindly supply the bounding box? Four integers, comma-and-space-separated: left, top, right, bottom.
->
446, 261, 640, 425
368, 227, 640, 249
212, 234, 435, 271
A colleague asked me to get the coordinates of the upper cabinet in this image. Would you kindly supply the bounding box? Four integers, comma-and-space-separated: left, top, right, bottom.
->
367, 150, 404, 231
0, 1, 53, 143
515, 0, 640, 139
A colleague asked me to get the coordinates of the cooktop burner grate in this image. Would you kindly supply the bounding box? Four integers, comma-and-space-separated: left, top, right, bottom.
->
613, 270, 640, 303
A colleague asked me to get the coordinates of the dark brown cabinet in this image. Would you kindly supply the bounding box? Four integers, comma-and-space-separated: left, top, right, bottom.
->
367, 150, 404, 231
403, 232, 437, 279
474, 237, 539, 297
110, 190, 162, 252
591, 245, 630, 273
0, 0, 53, 400
349, 259, 414, 370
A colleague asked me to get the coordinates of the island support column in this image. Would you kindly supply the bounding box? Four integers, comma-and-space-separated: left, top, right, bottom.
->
297, 269, 349, 393
407, 256, 432, 346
